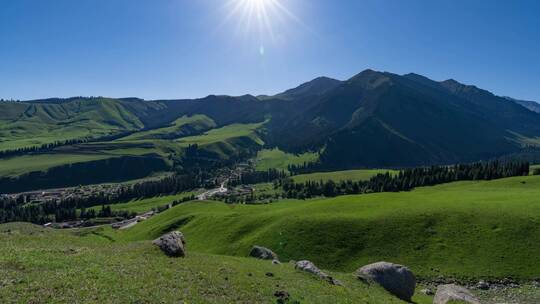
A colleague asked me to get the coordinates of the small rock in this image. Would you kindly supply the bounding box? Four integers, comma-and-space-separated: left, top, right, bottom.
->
356, 261, 416, 302
266, 272, 274, 277
295, 260, 342, 286
152, 231, 186, 257
476, 280, 490, 290
532, 280, 540, 288
249, 246, 278, 260
274, 290, 289, 303
433, 284, 480, 304
420, 288, 434, 295
272, 259, 281, 265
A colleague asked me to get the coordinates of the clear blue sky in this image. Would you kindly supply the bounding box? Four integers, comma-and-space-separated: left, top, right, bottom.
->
1, 0, 539, 101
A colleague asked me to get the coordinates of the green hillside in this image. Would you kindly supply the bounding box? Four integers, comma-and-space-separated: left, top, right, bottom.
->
0, 222, 423, 304
292, 169, 397, 183
255, 148, 319, 172
175, 122, 266, 159
0, 153, 112, 177
118, 114, 216, 141
0, 119, 265, 190
119, 175, 540, 280
94, 192, 198, 213
0, 98, 147, 151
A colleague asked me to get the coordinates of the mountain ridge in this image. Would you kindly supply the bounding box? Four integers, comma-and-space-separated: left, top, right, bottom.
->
2, 69, 540, 168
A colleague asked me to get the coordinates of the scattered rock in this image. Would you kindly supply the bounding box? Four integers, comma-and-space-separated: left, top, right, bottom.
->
152, 231, 186, 257
249, 246, 278, 260
272, 259, 281, 265
356, 261, 416, 302
532, 280, 540, 288
420, 288, 434, 295
295, 260, 342, 286
476, 280, 490, 290
433, 284, 480, 304
266, 272, 274, 277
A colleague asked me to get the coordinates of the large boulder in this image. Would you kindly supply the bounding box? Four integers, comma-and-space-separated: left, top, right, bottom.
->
356, 261, 416, 301
249, 246, 278, 260
433, 284, 480, 304
152, 231, 186, 257
295, 260, 342, 285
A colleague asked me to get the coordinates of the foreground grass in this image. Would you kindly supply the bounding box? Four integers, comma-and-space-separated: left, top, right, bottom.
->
292, 169, 397, 183
0, 223, 417, 304
118, 175, 540, 281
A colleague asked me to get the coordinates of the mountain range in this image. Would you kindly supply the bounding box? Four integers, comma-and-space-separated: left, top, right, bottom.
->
2, 69, 540, 168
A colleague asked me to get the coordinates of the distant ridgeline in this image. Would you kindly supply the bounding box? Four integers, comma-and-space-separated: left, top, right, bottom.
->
0, 159, 530, 224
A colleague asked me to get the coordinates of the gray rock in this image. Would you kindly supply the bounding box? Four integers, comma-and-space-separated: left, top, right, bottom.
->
272, 259, 281, 265
476, 280, 490, 290
420, 288, 435, 295
356, 261, 416, 301
249, 246, 278, 260
295, 260, 342, 286
152, 231, 186, 257
433, 284, 480, 304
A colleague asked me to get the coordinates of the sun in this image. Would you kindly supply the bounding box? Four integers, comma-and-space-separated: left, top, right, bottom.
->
223, 0, 300, 52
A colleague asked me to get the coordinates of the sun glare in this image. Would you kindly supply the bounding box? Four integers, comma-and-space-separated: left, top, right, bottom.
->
223, 0, 301, 54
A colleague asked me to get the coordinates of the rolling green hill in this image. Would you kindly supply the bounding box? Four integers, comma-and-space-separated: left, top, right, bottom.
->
118, 175, 540, 281
0, 119, 266, 191
118, 114, 216, 141
175, 121, 266, 159
255, 148, 319, 172
94, 192, 198, 213
0, 222, 426, 304
0, 98, 149, 151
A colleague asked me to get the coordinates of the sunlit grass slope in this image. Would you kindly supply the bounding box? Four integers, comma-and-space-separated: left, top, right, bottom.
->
255, 148, 318, 172
94, 192, 198, 213
120, 175, 540, 280
118, 115, 216, 141
0, 121, 264, 179
176, 122, 265, 158
0, 99, 146, 151
0, 222, 420, 304
292, 169, 398, 183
